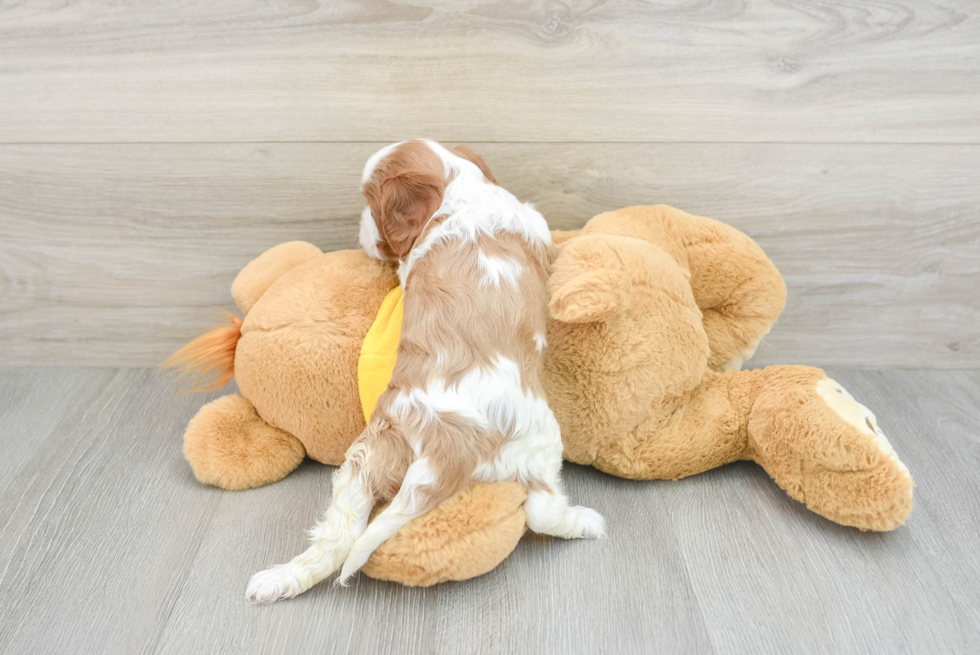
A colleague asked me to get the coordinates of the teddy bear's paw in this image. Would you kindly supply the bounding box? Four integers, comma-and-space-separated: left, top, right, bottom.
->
800, 376, 915, 530
246, 563, 310, 604
815, 378, 910, 477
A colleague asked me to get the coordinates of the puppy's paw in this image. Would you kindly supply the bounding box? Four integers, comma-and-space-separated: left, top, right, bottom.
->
568, 505, 607, 540
246, 564, 307, 604
336, 555, 364, 587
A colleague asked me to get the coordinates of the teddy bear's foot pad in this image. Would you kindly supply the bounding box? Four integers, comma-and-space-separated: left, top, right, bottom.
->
816, 378, 910, 476
805, 377, 915, 531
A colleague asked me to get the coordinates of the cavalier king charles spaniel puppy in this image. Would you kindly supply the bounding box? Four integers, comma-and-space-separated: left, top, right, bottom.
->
247, 140, 605, 603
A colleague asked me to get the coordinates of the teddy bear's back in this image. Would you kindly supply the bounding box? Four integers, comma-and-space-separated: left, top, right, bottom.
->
234, 249, 398, 465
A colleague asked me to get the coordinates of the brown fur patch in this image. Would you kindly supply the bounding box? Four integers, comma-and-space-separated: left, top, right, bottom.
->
363, 141, 447, 259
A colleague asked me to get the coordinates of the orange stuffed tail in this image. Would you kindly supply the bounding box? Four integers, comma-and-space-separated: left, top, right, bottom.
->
161, 312, 243, 392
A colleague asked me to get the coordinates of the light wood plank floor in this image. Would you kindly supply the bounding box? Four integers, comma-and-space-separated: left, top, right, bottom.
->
1, 368, 978, 654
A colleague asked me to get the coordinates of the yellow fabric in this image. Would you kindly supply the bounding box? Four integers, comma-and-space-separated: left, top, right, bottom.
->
358, 286, 404, 423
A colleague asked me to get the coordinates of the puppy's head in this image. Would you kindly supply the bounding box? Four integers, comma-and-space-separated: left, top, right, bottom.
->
360, 141, 496, 261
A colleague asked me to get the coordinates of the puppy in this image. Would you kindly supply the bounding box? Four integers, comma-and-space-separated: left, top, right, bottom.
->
246, 140, 605, 603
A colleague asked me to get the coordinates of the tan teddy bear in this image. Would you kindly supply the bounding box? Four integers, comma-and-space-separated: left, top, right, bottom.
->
166, 205, 914, 586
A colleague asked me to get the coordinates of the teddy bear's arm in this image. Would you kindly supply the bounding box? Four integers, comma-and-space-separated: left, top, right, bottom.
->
577, 206, 786, 371
679, 215, 787, 371
547, 233, 712, 468
231, 241, 323, 314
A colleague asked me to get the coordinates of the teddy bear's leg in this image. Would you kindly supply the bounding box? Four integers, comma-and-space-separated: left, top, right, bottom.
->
589, 370, 748, 481
731, 366, 914, 531
582, 205, 787, 372
183, 394, 306, 490
362, 482, 529, 587
672, 211, 787, 372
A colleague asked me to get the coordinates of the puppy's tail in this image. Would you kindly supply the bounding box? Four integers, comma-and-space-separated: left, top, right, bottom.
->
161, 312, 243, 392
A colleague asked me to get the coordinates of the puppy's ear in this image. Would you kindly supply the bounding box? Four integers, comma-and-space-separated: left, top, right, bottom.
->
377, 172, 445, 259
451, 145, 498, 185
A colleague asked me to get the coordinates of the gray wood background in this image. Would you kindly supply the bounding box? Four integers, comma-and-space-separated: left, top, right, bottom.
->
0, 0, 978, 368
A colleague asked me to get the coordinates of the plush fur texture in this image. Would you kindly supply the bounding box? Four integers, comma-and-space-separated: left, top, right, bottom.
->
362, 482, 527, 586
183, 394, 306, 490
231, 241, 323, 314
169, 203, 915, 587
235, 248, 396, 466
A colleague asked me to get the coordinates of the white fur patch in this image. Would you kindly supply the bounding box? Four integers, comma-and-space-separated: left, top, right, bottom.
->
390, 356, 535, 435
478, 251, 523, 289
472, 406, 562, 488
533, 332, 547, 352
359, 206, 384, 260
361, 141, 404, 184
524, 489, 607, 539
395, 457, 437, 509
397, 260, 410, 288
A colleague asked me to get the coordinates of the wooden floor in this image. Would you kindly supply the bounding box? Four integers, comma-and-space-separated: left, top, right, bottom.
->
1, 367, 978, 654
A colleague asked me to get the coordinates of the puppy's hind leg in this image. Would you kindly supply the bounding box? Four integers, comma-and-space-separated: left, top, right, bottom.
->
525, 487, 606, 540
246, 427, 409, 603
523, 412, 606, 540
338, 454, 464, 584
337, 412, 483, 584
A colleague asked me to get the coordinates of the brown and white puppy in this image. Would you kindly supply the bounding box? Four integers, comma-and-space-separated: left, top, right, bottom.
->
247, 140, 604, 603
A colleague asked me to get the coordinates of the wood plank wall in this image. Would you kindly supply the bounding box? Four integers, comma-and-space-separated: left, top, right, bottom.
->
0, 1, 977, 368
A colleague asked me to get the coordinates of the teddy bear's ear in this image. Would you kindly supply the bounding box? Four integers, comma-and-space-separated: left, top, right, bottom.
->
550, 268, 630, 324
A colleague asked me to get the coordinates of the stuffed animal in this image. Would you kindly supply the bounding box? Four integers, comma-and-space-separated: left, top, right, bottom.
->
166, 205, 914, 587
